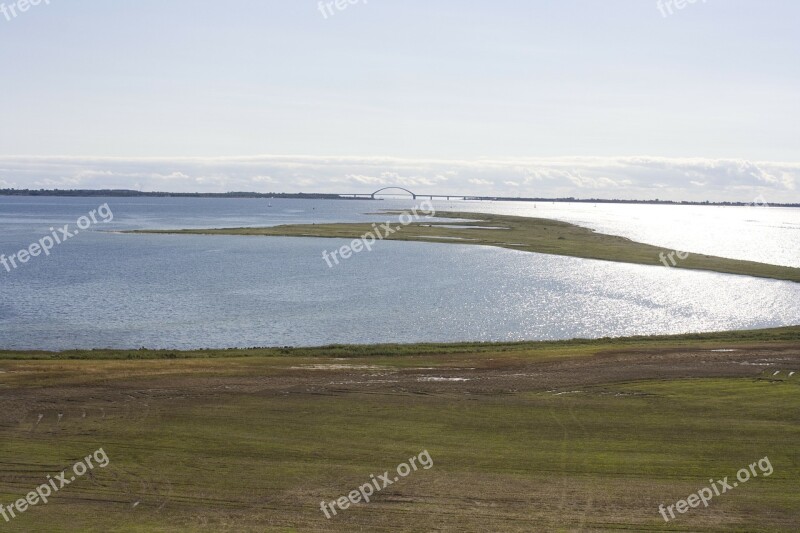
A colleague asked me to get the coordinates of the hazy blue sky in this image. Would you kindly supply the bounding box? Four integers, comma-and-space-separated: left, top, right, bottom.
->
1, 1, 798, 200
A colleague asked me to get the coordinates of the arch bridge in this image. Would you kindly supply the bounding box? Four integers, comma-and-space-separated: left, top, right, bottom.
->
371, 187, 416, 199
339, 188, 467, 201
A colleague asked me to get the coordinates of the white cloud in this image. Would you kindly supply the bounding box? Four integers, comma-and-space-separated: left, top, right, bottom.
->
250, 175, 277, 184
0, 155, 797, 202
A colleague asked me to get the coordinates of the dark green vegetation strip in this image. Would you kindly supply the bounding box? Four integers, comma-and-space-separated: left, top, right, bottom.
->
2, 326, 799, 360
129, 211, 800, 282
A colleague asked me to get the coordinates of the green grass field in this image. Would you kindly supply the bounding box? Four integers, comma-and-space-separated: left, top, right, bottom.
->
1, 328, 798, 531
130, 211, 800, 282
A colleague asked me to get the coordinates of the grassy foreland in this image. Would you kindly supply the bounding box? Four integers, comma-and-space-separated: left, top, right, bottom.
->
1, 328, 799, 531
129, 211, 800, 283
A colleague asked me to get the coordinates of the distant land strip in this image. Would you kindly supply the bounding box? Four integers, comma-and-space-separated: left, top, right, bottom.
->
129, 210, 800, 283
0, 189, 351, 200
2, 189, 799, 207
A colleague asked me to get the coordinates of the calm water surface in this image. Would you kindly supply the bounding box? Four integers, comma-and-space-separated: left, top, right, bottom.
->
0, 197, 798, 350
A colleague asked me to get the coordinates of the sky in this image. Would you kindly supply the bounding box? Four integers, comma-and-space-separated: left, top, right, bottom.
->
0, 0, 798, 201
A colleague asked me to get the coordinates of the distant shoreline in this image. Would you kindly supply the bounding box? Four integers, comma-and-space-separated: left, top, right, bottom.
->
2, 325, 798, 359
2, 189, 799, 207
0, 189, 358, 200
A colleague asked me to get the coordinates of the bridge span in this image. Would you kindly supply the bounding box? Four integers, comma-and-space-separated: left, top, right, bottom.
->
339, 187, 470, 201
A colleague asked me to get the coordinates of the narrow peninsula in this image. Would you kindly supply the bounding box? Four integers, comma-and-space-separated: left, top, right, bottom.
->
129, 211, 800, 283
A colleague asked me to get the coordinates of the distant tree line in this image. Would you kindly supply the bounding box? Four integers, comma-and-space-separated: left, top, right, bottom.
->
1, 189, 797, 207
0, 189, 356, 200
463, 196, 800, 207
